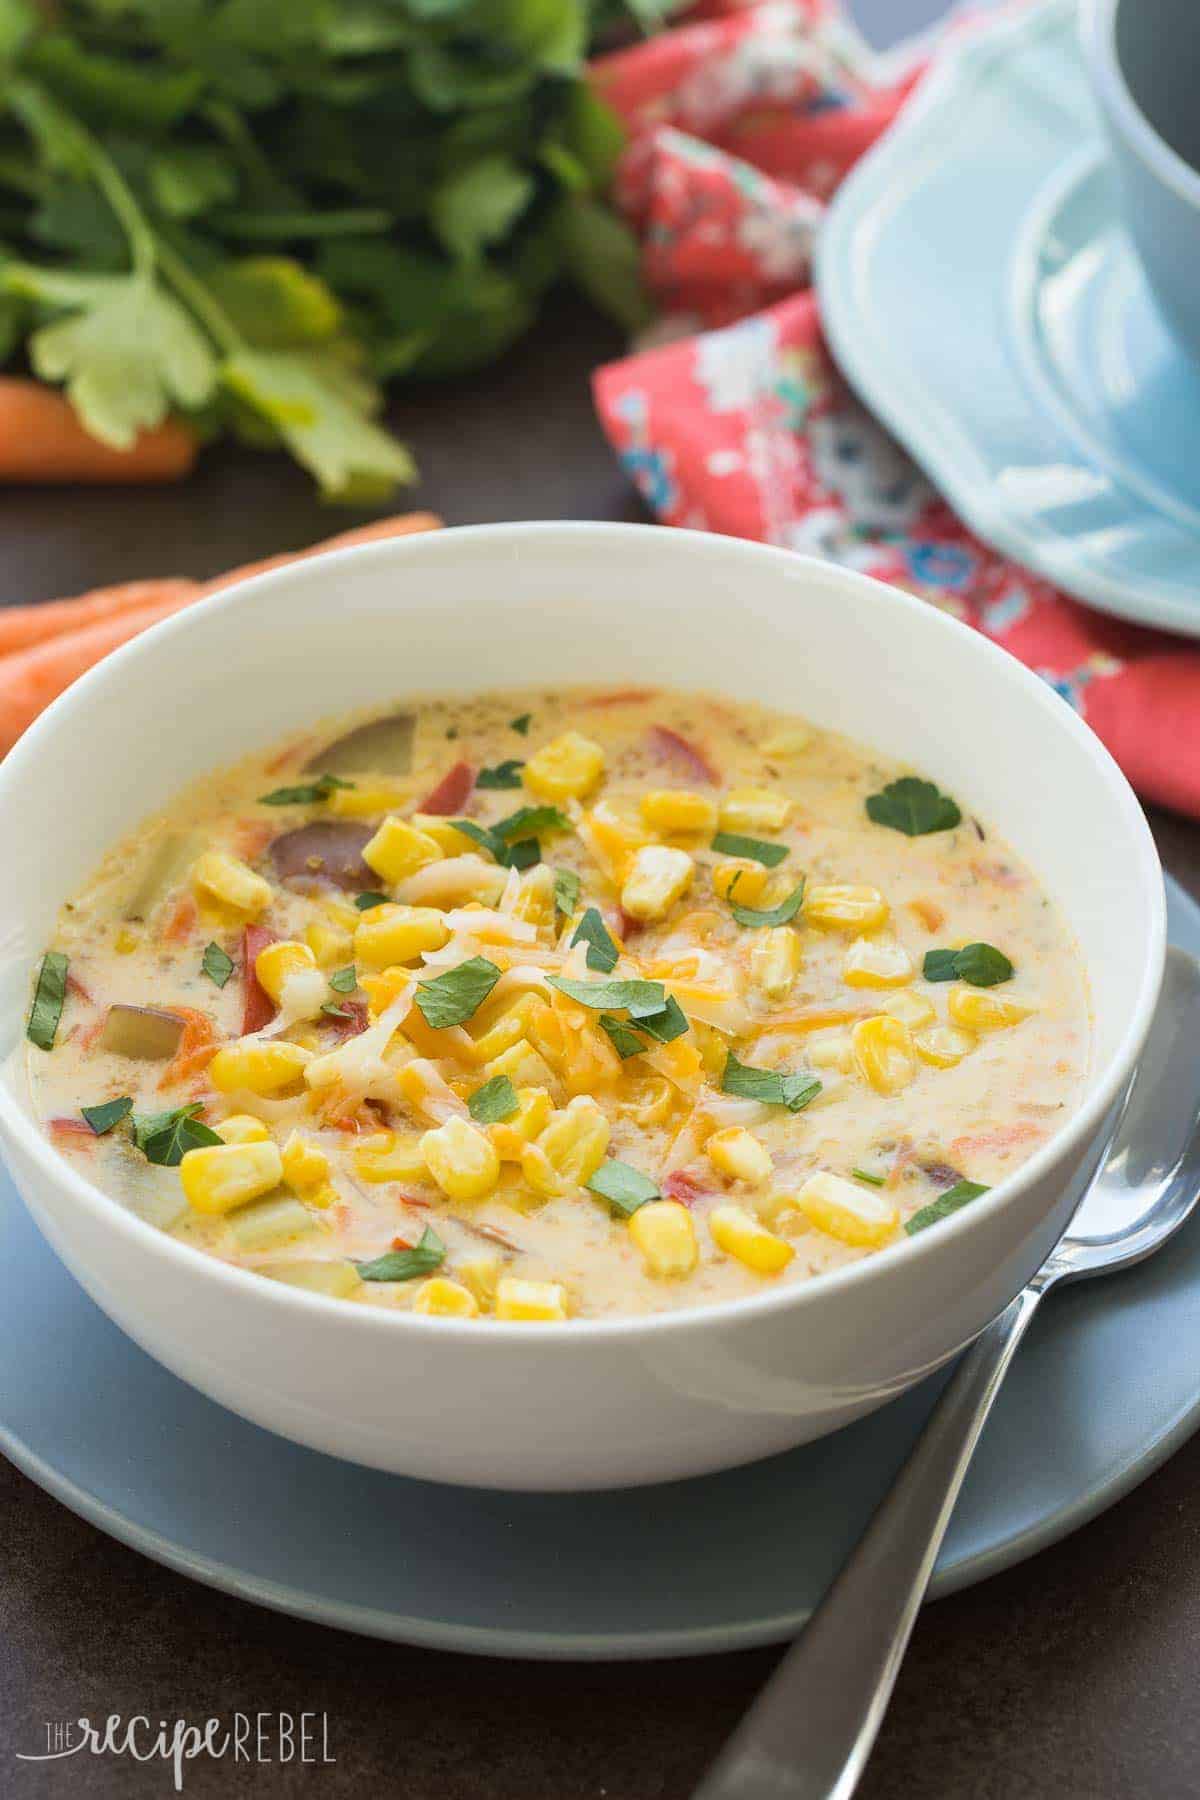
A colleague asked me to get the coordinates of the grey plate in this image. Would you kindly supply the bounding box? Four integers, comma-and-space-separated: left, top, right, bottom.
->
2, 877, 1199, 1662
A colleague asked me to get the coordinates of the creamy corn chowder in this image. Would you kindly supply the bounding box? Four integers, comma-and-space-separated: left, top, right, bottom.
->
26, 689, 1089, 1322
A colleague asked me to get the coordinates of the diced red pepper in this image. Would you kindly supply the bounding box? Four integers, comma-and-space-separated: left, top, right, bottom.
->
663, 1169, 710, 1207
419, 761, 475, 815
325, 999, 368, 1042
49, 1117, 95, 1145
616, 909, 645, 941
65, 971, 92, 1004
241, 924, 277, 1035
647, 725, 719, 785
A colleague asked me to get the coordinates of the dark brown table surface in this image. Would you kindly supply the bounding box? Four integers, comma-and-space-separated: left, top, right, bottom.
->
2, 299, 1199, 1800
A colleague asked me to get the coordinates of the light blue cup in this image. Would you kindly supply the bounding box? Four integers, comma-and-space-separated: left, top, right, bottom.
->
1084, 0, 1200, 363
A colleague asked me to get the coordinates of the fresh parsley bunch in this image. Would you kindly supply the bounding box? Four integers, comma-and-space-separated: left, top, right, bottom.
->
0, 0, 650, 498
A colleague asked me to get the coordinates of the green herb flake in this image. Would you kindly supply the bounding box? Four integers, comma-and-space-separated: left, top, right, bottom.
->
415, 956, 501, 1029
866, 777, 962, 837
355, 891, 390, 911
132, 1102, 222, 1167
730, 881, 806, 929
554, 868, 582, 917
922, 943, 1014, 987
258, 772, 355, 806
468, 1074, 520, 1124
495, 804, 570, 841
922, 949, 960, 983
571, 906, 619, 973
721, 1050, 821, 1113
356, 1226, 446, 1283
585, 1158, 660, 1217
598, 1014, 646, 1060
510, 714, 532, 736
81, 1096, 133, 1136
476, 759, 525, 790
852, 1168, 887, 1188
710, 832, 789, 868
905, 1180, 990, 1236
201, 941, 234, 988
548, 975, 667, 1018
636, 995, 689, 1044
27, 951, 69, 1051
321, 1001, 352, 1019
450, 817, 542, 870
328, 965, 357, 994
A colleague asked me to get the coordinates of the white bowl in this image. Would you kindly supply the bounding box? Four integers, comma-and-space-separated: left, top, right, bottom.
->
0, 524, 1164, 1490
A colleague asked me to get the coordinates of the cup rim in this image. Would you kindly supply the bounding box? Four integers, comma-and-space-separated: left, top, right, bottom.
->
1083, 0, 1200, 210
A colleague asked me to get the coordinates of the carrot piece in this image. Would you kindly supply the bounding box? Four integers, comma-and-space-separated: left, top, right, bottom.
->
161, 892, 197, 944
0, 578, 200, 658
198, 512, 443, 598
159, 1007, 220, 1090
647, 724, 720, 785
419, 760, 474, 815
0, 380, 197, 486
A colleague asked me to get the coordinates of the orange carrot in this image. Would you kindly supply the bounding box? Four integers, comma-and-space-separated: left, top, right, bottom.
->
0, 380, 197, 485
0, 578, 200, 658
161, 893, 198, 944
197, 511, 442, 597
158, 1007, 219, 1090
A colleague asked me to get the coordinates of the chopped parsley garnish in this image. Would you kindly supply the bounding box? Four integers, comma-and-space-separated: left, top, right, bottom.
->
355, 891, 390, 911
548, 975, 667, 1018
599, 1014, 648, 1059
132, 1102, 222, 1167
468, 1075, 519, 1123
476, 759, 525, 790
635, 995, 689, 1043
571, 906, 619, 973
922, 943, 1014, 987
450, 816, 544, 870
510, 713, 532, 736
321, 1001, 353, 1019
201, 941, 234, 988
730, 880, 806, 929
257, 772, 355, 807
356, 1226, 446, 1283
27, 951, 69, 1051
328, 965, 358, 993
721, 1049, 821, 1112
710, 832, 789, 868
81, 1096, 133, 1136
866, 777, 961, 837
852, 1168, 887, 1187
494, 804, 570, 841
554, 868, 581, 917
415, 957, 501, 1028
905, 1180, 990, 1236
586, 1159, 660, 1217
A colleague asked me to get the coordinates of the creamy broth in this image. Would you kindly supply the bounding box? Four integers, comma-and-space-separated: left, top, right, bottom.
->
27, 688, 1090, 1321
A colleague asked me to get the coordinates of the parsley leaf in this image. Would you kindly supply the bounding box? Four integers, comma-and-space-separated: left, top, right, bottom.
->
415, 956, 501, 1028
258, 772, 354, 806
730, 881, 806, 929
321, 1001, 352, 1019
201, 941, 234, 988
721, 1050, 821, 1112
636, 996, 689, 1043
586, 1159, 659, 1217
81, 1096, 133, 1135
476, 759, 525, 790
905, 1180, 990, 1236
598, 1014, 647, 1059
510, 714, 532, 736
468, 1074, 519, 1123
710, 832, 789, 868
553, 868, 581, 917
27, 950, 69, 1051
922, 943, 1014, 987
328, 964, 357, 993
852, 1168, 887, 1187
356, 1226, 446, 1283
355, 891, 389, 911
571, 906, 618, 972
494, 804, 570, 841
450, 817, 542, 870
866, 777, 962, 837
548, 975, 667, 1018
132, 1102, 222, 1167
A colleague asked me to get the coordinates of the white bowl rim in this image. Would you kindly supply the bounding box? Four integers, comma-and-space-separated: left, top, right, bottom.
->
0, 521, 1166, 1343
1082, 0, 1200, 213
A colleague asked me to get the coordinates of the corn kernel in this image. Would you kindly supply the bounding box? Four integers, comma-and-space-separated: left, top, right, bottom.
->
420, 1115, 500, 1201
793, 1170, 898, 1247
472, 994, 540, 1063
710, 1204, 794, 1275
281, 1132, 333, 1201
180, 1139, 283, 1215
707, 1126, 773, 1186
353, 1132, 427, 1185
523, 731, 604, 803
413, 1276, 480, 1318
711, 859, 771, 906
851, 1015, 917, 1095
521, 1096, 610, 1196
629, 1200, 698, 1277
883, 989, 936, 1028
947, 985, 1035, 1031
409, 814, 480, 858
495, 1277, 568, 1321
191, 850, 273, 919
719, 788, 791, 833
355, 903, 450, 969
305, 919, 354, 970
457, 1251, 502, 1308
615, 1072, 676, 1127
842, 937, 913, 989
914, 1024, 976, 1068
114, 927, 139, 955
760, 726, 814, 758
491, 1086, 555, 1160
511, 863, 557, 929
483, 1038, 559, 1091
640, 789, 719, 835
578, 800, 649, 885
255, 939, 318, 1005
209, 1038, 312, 1096
362, 816, 443, 887
328, 780, 412, 819
621, 844, 694, 922
805, 884, 889, 932
750, 925, 802, 999
215, 1113, 271, 1145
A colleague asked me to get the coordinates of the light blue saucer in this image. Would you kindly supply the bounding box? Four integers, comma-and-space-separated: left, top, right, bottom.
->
3, 875, 1199, 1661
817, 0, 1200, 638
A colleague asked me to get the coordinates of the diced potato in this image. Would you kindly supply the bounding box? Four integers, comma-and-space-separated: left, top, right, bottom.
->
719, 789, 791, 833
457, 1251, 502, 1308
882, 989, 936, 1029
229, 1195, 319, 1251
792, 1170, 898, 1247
259, 1259, 361, 1298
842, 937, 913, 989
98, 1004, 185, 1061
523, 731, 604, 802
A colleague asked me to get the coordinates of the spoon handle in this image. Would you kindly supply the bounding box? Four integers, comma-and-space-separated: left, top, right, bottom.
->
693, 1284, 1044, 1800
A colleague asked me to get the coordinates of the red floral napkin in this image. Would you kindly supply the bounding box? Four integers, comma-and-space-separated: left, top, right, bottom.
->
590, 0, 1200, 818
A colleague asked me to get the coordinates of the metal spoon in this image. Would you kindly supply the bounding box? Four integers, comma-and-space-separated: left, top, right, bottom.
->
695, 945, 1200, 1800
